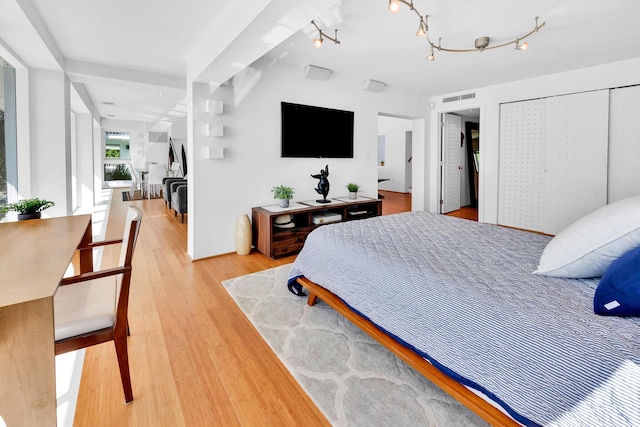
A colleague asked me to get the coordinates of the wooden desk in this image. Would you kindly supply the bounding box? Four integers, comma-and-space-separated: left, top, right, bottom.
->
0, 215, 92, 427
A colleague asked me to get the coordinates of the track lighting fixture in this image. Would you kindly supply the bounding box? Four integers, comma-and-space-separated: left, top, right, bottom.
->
388, 0, 545, 60
311, 20, 340, 48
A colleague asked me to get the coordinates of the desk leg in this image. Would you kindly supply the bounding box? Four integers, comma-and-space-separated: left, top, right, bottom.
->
78, 218, 94, 274
0, 298, 57, 427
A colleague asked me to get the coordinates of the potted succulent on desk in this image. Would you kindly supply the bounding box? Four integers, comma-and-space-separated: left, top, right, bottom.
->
0, 198, 55, 220
271, 185, 295, 208
346, 183, 360, 199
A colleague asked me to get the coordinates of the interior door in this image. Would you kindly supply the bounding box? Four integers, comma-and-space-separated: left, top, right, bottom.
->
441, 113, 461, 213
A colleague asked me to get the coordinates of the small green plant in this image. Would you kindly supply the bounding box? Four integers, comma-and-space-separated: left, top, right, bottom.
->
346, 183, 360, 192
0, 198, 55, 214
271, 185, 295, 200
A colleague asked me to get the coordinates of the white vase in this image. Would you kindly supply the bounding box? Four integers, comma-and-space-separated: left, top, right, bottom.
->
235, 214, 252, 256
349, 192, 357, 199
279, 199, 289, 208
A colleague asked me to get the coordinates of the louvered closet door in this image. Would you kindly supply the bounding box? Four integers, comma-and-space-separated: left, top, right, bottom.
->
498, 99, 546, 232
498, 91, 608, 234
609, 85, 640, 202
442, 113, 461, 214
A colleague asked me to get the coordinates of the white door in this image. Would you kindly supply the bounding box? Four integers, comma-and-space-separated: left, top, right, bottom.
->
441, 114, 461, 213
609, 85, 640, 203
498, 91, 608, 234
405, 131, 412, 193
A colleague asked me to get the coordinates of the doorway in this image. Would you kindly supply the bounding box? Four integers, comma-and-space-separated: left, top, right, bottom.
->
377, 115, 414, 195
440, 108, 480, 219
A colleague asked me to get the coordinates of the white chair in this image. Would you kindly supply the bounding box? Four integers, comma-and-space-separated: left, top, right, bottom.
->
129, 169, 139, 199
146, 163, 166, 199
54, 206, 143, 403
169, 161, 180, 177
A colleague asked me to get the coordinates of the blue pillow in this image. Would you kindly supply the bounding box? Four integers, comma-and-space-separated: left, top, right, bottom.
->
594, 245, 640, 316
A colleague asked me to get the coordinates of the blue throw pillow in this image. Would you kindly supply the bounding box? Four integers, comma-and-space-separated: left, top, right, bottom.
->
594, 245, 640, 316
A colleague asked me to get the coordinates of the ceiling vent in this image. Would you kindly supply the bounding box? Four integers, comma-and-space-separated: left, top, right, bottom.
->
363, 79, 386, 92
303, 65, 332, 81
148, 131, 168, 143
443, 93, 476, 103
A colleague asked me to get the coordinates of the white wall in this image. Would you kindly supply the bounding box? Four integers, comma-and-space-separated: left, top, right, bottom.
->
377, 115, 413, 193
74, 113, 94, 212
429, 57, 640, 224
28, 69, 72, 217
189, 58, 427, 259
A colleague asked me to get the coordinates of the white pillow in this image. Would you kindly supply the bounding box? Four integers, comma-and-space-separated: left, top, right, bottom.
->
534, 196, 640, 278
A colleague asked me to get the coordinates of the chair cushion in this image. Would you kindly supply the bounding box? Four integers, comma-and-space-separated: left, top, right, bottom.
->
54, 276, 117, 341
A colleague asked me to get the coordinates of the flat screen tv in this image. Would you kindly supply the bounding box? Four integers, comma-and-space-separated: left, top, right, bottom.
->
281, 102, 354, 158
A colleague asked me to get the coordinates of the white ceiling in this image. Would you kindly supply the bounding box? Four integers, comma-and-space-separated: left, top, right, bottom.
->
4, 0, 639, 126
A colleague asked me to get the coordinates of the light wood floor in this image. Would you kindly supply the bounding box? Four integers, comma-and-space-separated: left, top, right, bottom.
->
74, 191, 414, 426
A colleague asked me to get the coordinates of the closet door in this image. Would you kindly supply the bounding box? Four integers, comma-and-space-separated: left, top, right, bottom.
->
542, 90, 608, 235
498, 91, 608, 235
441, 113, 461, 213
609, 85, 640, 202
498, 99, 546, 232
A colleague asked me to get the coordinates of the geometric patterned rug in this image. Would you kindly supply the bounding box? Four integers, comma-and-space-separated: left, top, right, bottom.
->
222, 265, 487, 427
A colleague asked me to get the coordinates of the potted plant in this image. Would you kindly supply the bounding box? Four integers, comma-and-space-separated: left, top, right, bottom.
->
0, 198, 55, 220
346, 183, 360, 199
271, 185, 295, 208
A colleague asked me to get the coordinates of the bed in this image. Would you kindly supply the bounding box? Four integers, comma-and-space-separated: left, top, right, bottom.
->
287, 209, 640, 426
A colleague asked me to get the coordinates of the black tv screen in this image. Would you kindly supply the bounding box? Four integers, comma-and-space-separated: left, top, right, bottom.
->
281, 102, 354, 158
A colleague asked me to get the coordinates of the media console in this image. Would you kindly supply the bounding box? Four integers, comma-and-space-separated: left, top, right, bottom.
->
252, 197, 382, 258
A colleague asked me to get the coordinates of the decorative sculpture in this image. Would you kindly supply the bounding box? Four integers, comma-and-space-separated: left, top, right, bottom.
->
311, 164, 331, 203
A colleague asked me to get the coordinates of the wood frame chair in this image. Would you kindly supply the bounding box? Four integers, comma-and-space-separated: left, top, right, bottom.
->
54, 206, 143, 404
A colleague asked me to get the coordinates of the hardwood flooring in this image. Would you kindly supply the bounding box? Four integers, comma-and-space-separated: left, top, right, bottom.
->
444, 206, 478, 221
379, 190, 412, 215
72, 190, 414, 426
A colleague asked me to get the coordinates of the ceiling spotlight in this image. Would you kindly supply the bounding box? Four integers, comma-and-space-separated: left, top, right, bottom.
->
416, 18, 426, 36
387, 1, 545, 61
474, 37, 490, 51
311, 20, 340, 48
427, 46, 435, 61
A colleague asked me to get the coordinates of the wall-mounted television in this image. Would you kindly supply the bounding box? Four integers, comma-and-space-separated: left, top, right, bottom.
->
281, 102, 354, 158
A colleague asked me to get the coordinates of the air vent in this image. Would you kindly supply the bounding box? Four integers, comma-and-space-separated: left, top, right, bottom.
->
443, 93, 476, 103
148, 131, 169, 143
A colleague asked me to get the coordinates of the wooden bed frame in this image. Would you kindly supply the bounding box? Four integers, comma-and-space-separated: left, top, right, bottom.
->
296, 276, 520, 427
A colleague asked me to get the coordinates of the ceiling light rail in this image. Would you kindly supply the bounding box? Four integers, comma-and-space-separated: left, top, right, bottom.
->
311, 20, 340, 48
387, 0, 545, 61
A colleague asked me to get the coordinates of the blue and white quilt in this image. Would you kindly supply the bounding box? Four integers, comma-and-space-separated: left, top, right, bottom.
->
288, 212, 640, 426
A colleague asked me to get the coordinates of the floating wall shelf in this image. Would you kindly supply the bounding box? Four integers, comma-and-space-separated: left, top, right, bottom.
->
204, 123, 224, 137
204, 146, 224, 159
205, 99, 223, 115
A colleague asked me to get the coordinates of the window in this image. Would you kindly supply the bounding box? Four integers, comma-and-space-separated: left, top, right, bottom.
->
103, 131, 132, 183
104, 131, 131, 159
1, 57, 17, 218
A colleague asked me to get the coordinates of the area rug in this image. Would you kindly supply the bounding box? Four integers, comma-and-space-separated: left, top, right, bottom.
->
121, 190, 162, 201
222, 265, 487, 427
